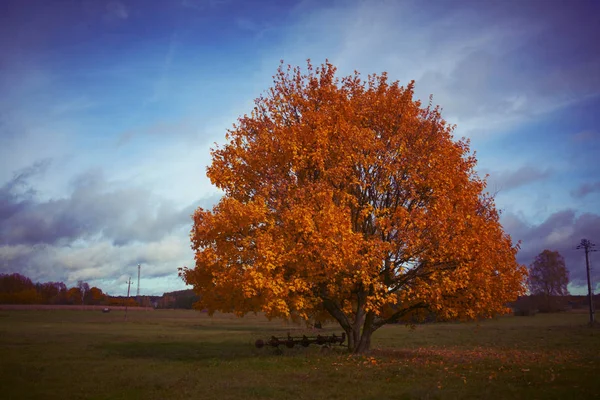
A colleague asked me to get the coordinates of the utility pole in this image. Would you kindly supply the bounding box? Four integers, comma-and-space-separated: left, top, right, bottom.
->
576, 239, 596, 325
125, 277, 132, 320
137, 264, 141, 299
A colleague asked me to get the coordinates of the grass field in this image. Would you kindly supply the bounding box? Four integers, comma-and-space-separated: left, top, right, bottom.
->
0, 309, 598, 399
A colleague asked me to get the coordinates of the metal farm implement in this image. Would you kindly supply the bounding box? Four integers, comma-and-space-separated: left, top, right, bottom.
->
255, 333, 346, 350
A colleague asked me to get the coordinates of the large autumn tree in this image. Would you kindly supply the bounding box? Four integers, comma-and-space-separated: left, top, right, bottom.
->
181, 61, 526, 353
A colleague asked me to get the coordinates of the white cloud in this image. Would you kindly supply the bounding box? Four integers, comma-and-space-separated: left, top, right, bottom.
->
272, 0, 599, 140
0, 232, 194, 295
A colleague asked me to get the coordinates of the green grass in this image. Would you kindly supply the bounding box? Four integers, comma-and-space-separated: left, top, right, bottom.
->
0, 309, 599, 399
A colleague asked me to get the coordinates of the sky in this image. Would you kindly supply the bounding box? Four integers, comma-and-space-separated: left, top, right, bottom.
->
1, 0, 599, 296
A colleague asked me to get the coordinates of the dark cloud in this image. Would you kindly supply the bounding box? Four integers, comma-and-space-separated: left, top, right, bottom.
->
571, 181, 600, 199
0, 159, 50, 221
0, 162, 220, 292
502, 209, 600, 289
0, 164, 217, 246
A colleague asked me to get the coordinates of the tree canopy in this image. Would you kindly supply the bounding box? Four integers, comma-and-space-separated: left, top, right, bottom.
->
181, 61, 527, 353
528, 250, 569, 297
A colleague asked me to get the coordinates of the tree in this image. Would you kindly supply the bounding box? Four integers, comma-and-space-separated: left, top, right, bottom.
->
181, 61, 527, 353
77, 280, 90, 305
88, 287, 106, 305
528, 250, 569, 298
36, 281, 67, 304
66, 287, 82, 305
0, 273, 35, 294
0, 273, 41, 304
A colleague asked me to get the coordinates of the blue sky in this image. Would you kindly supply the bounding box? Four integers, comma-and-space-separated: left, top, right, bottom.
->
1, 0, 599, 296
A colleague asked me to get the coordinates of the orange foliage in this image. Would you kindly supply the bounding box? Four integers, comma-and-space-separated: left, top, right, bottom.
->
66, 287, 82, 305
88, 287, 107, 305
181, 61, 527, 353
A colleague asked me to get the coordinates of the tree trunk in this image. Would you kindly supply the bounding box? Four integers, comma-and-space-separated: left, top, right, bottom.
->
354, 328, 373, 354
346, 311, 375, 354
322, 297, 376, 354
345, 326, 356, 351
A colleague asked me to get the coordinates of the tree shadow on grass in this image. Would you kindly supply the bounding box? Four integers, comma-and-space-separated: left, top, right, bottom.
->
188, 324, 288, 333
101, 341, 258, 362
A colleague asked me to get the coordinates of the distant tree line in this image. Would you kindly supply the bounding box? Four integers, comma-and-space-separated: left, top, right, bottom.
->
1, 273, 110, 306
0, 272, 198, 309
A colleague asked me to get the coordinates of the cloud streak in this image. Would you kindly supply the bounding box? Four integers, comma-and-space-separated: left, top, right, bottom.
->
105, 1, 129, 21
571, 181, 600, 199
485, 166, 553, 193
0, 167, 202, 246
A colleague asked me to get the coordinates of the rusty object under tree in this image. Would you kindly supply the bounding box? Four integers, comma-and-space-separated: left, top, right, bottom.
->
255, 333, 346, 349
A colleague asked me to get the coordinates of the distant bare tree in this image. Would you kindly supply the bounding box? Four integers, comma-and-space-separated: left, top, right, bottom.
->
77, 280, 90, 305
